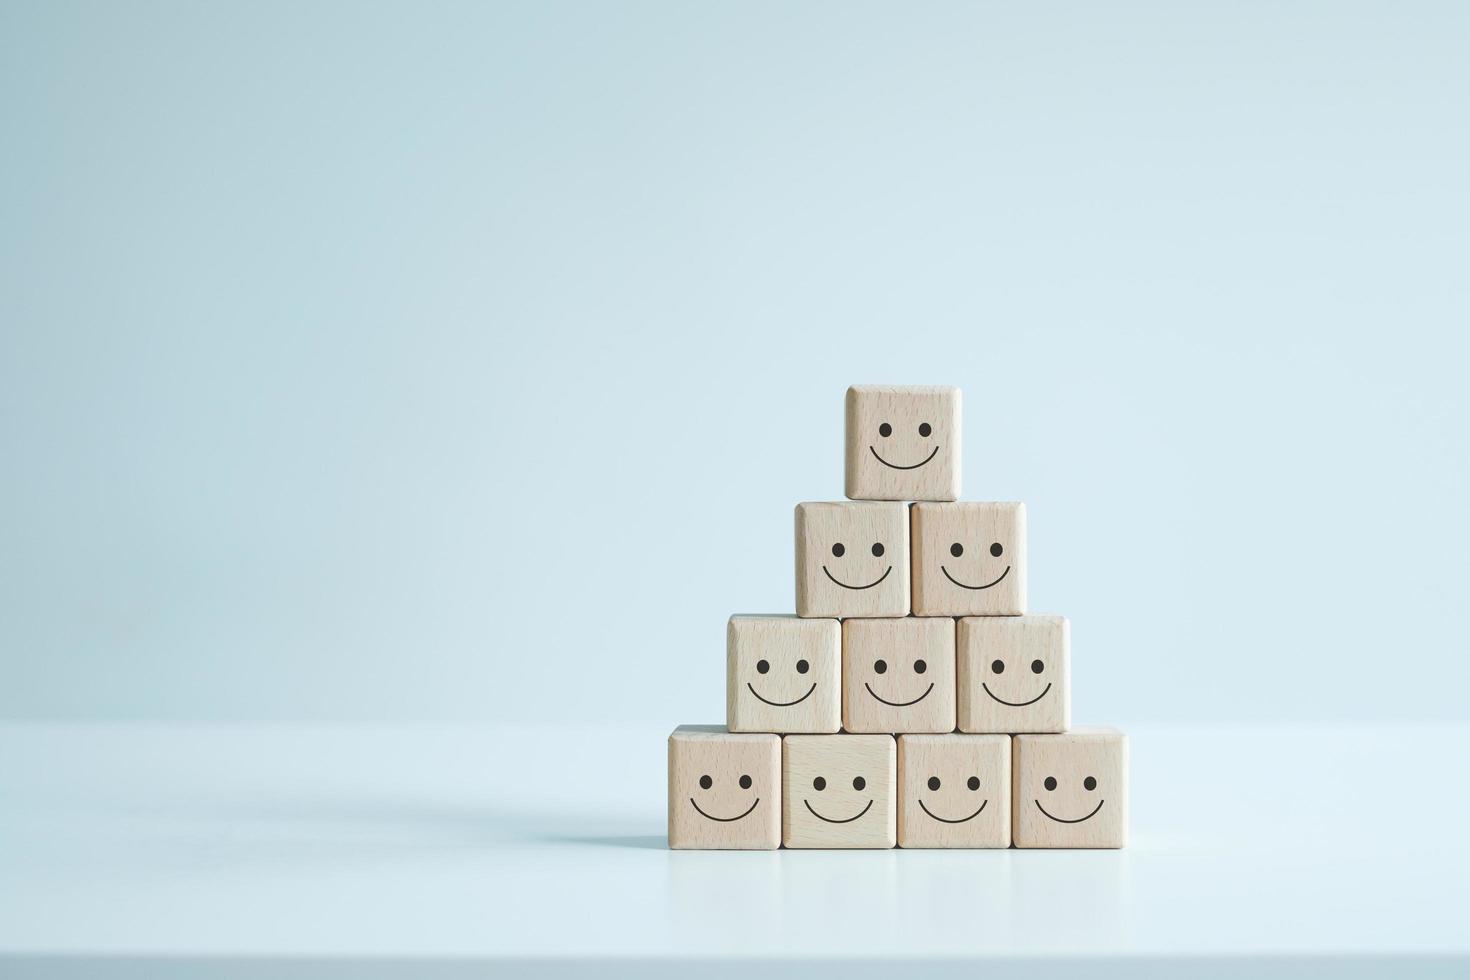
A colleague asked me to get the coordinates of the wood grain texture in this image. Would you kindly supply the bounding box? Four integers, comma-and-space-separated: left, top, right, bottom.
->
782, 734, 896, 849
1012, 728, 1128, 849
910, 502, 1027, 617
957, 615, 1069, 733
727, 615, 841, 734
667, 725, 781, 850
841, 617, 956, 734
897, 734, 1011, 848
845, 385, 961, 501
795, 502, 910, 619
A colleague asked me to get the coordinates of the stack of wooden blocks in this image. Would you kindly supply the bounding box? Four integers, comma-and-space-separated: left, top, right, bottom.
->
668, 385, 1128, 849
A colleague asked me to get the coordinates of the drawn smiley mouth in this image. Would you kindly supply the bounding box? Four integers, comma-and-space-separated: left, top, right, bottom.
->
822, 565, 892, 590
747, 682, 817, 707
1034, 799, 1104, 824
869, 444, 940, 471
982, 682, 1051, 707
917, 798, 988, 824
690, 797, 760, 822
803, 798, 874, 824
940, 565, 1010, 590
864, 682, 934, 707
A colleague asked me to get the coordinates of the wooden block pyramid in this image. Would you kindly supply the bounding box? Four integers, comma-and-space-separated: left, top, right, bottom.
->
668, 385, 1129, 849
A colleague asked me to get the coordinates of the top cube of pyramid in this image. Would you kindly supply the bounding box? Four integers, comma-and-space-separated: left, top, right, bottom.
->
845, 386, 961, 501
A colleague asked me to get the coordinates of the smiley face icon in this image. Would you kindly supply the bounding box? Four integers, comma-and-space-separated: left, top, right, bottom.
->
842, 618, 956, 734
1034, 774, 1104, 825
1012, 729, 1128, 849
795, 502, 910, 618
911, 502, 1028, 616
844, 385, 961, 501
726, 616, 841, 733
668, 726, 781, 849
897, 734, 1012, 847
783, 735, 896, 848
957, 616, 1070, 733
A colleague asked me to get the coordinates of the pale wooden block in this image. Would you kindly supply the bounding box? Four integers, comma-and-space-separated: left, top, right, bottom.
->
726, 615, 841, 734
844, 385, 961, 502
795, 502, 910, 619
1012, 728, 1128, 849
896, 734, 1011, 848
782, 734, 896, 849
956, 615, 1070, 733
911, 502, 1027, 616
841, 617, 956, 734
667, 725, 781, 850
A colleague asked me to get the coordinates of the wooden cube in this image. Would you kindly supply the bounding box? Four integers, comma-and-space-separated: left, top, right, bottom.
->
795, 502, 910, 619
844, 385, 961, 501
957, 615, 1069, 733
667, 725, 781, 849
782, 734, 896, 848
911, 502, 1027, 616
897, 734, 1011, 848
842, 617, 956, 734
727, 615, 841, 734
1012, 728, 1128, 849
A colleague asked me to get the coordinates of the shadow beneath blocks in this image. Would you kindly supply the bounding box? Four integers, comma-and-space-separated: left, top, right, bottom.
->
539, 833, 667, 850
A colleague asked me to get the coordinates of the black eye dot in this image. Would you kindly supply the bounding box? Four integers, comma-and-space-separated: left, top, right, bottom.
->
1031, 659, 1044, 674
1084, 776, 1097, 791
990, 542, 1003, 557
967, 776, 981, 791
878, 422, 892, 437
918, 422, 932, 437
871, 542, 884, 557
813, 776, 826, 791
874, 659, 887, 674
950, 542, 964, 558
1044, 776, 1057, 791
852, 776, 866, 791
756, 659, 770, 674
739, 774, 752, 790
831, 542, 845, 558
991, 659, 1005, 674
795, 659, 809, 674
699, 774, 712, 790
914, 659, 927, 674
927, 776, 941, 791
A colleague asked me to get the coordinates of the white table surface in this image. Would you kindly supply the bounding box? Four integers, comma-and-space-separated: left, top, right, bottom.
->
1, 721, 1466, 978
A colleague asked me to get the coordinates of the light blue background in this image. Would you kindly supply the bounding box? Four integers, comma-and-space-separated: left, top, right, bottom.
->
2, 1, 1467, 725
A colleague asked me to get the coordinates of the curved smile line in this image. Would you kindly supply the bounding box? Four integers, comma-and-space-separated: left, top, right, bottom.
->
864, 681, 934, 707
869, 444, 940, 471
689, 798, 760, 823
917, 798, 988, 824
940, 565, 1010, 591
1034, 799, 1105, 824
822, 565, 892, 591
804, 798, 874, 824
747, 682, 817, 707
982, 682, 1052, 707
